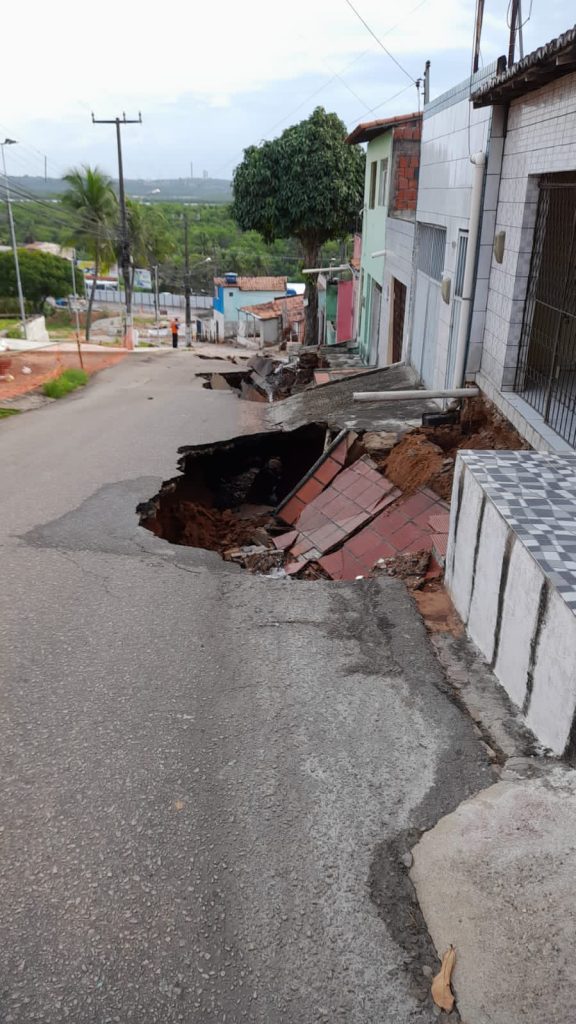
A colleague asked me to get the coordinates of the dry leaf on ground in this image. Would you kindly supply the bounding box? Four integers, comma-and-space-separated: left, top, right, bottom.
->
431, 945, 456, 1011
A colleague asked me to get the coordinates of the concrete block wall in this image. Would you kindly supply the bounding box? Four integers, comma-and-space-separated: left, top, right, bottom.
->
480, 71, 576, 392
446, 455, 576, 754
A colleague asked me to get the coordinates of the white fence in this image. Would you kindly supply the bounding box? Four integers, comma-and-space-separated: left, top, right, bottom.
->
90, 288, 212, 311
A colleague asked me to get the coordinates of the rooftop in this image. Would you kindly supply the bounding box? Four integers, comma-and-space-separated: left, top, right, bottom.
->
346, 112, 421, 146
214, 276, 287, 292
473, 25, 576, 107
240, 294, 304, 321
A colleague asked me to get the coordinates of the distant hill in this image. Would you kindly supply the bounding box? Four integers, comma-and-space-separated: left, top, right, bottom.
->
8, 175, 233, 204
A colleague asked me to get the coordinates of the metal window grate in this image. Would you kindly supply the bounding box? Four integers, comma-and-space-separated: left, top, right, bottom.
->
416, 224, 446, 281
515, 174, 576, 447
378, 159, 389, 206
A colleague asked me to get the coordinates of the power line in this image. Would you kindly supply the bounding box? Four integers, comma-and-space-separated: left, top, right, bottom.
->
346, 81, 415, 127
342, 0, 417, 83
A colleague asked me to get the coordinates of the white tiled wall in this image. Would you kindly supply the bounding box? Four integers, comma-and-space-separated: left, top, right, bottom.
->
413, 92, 492, 387
481, 71, 576, 392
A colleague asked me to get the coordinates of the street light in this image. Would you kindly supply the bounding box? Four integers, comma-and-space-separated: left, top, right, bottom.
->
1, 139, 27, 340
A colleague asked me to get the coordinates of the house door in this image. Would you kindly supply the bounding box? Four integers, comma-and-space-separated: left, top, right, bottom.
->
515, 175, 576, 446
368, 280, 382, 364
392, 278, 406, 362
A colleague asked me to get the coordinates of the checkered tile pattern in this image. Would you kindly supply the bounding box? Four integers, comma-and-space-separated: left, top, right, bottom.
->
460, 451, 576, 610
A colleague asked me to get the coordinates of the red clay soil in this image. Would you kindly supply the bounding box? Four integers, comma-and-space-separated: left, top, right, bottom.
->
145, 500, 273, 555
384, 397, 530, 501
0, 349, 127, 401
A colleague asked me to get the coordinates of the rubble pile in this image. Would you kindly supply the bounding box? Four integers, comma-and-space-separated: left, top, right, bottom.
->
199, 350, 329, 403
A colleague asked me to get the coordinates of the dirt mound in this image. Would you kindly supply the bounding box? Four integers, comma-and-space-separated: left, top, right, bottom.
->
385, 433, 446, 494
384, 397, 530, 501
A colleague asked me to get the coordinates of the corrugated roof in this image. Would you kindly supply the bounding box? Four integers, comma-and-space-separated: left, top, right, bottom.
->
240, 294, 304, 321
472, 25, 576, 107
214, 276, 288, 291
346, 112, 421, 145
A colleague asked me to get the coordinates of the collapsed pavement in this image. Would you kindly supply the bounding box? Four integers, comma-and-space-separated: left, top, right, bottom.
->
138, 395, 528, 587
198, 349, 328, 403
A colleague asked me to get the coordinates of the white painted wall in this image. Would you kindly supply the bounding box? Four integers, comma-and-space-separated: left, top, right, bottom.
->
446, 454, 576, 755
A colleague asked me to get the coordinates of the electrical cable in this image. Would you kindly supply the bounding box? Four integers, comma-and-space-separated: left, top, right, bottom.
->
342, 0, 417, 83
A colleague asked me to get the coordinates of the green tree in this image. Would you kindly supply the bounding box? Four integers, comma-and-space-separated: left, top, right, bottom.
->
62, 166, 118, 339
232, 107, 364, 343
0, 249, 73, 312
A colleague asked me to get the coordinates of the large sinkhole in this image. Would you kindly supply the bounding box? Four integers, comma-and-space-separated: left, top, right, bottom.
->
137, 424, 336, 574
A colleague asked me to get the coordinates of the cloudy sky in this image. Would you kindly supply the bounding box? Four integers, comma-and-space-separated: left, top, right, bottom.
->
2, 0, 574, 181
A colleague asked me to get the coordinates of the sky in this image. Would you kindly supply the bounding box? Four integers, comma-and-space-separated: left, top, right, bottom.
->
2, 0, 574, 182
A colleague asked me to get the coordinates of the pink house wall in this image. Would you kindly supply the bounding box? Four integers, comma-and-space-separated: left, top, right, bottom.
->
337, 279, 354, 342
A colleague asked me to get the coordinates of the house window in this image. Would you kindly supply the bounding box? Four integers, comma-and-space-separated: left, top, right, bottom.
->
416, 223, 446, 281
369, 161, 377, 209
378, 158, 389, 206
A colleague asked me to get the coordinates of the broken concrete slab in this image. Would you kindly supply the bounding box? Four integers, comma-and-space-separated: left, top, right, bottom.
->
411, 769, 576, 1024
265, 363, 437, 433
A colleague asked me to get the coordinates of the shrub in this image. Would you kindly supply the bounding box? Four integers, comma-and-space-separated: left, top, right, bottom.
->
0, 408, 20, 419
6, 325, 23, 340
43, 368, 89, 399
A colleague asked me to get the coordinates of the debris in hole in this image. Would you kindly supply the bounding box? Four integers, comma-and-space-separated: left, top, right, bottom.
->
431, 945, 456, 1012
198, 350, 329, 403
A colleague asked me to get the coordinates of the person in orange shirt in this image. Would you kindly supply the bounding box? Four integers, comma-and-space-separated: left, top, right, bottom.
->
170, 318, 180, 348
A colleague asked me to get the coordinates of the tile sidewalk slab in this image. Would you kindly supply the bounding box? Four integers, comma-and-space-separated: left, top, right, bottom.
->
277, 431, 357, 525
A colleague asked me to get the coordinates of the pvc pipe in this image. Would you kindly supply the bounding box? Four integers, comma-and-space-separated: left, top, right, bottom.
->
353, 388, 480, 402
452, 151, 486, 388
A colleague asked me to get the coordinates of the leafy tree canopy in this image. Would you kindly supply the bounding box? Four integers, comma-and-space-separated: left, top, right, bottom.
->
0, 249, 72, 311
231, 107, 365, 254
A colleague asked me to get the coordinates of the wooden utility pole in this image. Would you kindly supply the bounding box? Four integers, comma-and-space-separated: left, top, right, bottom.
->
91, 112, 142, 348
183, 212, 192, 347
472, 0, 485, 73
508, 0, 520, 67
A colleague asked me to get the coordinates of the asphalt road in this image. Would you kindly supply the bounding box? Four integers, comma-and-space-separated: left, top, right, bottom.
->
0, 352, 492, 1023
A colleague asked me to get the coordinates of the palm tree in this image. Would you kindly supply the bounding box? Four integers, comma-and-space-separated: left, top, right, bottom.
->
62, 166, 118, 340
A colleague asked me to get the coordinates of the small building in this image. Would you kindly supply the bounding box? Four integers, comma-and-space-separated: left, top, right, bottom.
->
238, 294, 305, 348
346, 112, 422, 365
213, 274, 288, 340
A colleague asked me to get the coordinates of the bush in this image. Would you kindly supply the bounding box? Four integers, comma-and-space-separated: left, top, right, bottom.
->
6, 325, 23, 340
43, 368, 89, 399
0, 408, 20, 419
0, 297, 34, 315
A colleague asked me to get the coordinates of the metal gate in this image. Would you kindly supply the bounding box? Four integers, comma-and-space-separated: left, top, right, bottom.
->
411, 224, 446, 386
515, 175, 576, 446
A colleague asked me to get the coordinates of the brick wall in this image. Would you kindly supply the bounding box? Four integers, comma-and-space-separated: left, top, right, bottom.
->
391, 120, 422, 217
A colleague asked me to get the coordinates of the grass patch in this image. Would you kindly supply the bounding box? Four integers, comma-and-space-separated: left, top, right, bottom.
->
43, 368, 89, 399
0, 319, 17, 331
0, 408, 20, 418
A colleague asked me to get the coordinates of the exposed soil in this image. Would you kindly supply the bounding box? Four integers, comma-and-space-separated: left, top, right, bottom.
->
138, 423, 328, 555
0, 348, 127, 401
384, 397, 530, 500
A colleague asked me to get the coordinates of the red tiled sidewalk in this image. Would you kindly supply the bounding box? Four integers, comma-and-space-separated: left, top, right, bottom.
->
277, 431, 358, 527
279, 456, 400, 572
319, 487, 449, 581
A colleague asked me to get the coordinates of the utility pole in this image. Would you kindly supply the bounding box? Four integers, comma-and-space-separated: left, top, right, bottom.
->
183, 212, 192, 347
472, 0, 485, 73
44, 155, 47, 183
508, 0, 520, 67
423, 60, 431, 105
1, 139, 27, 340
70, 250, 84, 369
91, 112, 142, 348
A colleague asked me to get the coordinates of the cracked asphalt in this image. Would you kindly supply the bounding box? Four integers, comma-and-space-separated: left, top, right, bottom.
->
0, 352, 493, 1022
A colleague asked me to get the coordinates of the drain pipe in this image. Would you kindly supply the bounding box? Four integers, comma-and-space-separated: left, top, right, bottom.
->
452, 151, 486, 389
353, 387, 479, 402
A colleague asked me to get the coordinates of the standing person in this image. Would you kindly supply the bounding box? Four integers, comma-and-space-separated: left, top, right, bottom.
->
170, 317, 180, 348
